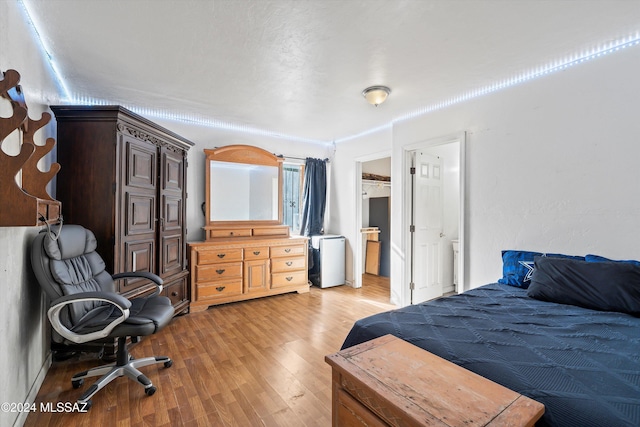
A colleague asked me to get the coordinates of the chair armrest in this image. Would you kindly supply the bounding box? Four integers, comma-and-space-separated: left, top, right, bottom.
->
112, 271, 164, 296
48, 291, 131, 344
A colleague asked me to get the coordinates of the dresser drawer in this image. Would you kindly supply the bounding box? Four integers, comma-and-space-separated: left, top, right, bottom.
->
271, 245, 306, 258
252, 226, 290, 237
197, 280, 243, 300
207, 228, 252, 238
161, 277, 187, 306
272, 270, 308, 288
244, 246, 269, 260
197, 248, 243, 264
271, 256, 306, 272
196, 262, 243, 281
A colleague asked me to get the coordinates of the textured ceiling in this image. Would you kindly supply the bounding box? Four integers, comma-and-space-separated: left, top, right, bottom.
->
21, 0, 640, 144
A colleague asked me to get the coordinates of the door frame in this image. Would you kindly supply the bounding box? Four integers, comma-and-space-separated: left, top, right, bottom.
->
403, 132, 466, 305
353, 150, 392, 289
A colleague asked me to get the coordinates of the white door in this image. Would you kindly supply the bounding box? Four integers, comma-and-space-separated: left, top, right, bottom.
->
412, 151, 444, 304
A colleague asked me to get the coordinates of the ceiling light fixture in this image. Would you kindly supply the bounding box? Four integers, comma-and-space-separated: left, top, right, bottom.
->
362, 85, 391, 106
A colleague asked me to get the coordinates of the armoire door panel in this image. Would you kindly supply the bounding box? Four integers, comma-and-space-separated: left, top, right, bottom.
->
125, 193, 156, 235
125, 137, 157, 190
158, 145, 186, 281
124, 239, 154, 272
160, 234, 183, 276
121, 239, 156, 292
162, 195, 182, 232
162, 150, 184, 192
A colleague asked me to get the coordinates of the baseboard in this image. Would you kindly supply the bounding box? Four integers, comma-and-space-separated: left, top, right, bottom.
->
15, 352, 52, 427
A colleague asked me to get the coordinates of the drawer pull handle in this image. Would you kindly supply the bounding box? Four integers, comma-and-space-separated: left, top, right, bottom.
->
286, 276, 293, 281
216, 286, 226, 292
284, 248, 291, 253
286, 261, 293, 266
216, 269, 225, 274
217, 253, 226, 258
171, 291, 178, 297
253, 251, 261, 255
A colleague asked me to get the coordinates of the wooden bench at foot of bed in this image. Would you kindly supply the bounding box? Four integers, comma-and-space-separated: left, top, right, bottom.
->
325, 334, 544, 427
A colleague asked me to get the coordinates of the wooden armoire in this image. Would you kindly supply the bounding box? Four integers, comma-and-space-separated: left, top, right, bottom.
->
51, 106, 193, 329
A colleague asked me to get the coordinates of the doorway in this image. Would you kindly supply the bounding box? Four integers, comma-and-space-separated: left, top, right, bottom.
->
361, 157, 391, 295
410, 150, 444, 303
405, 133, 465, 305
353, 153, 391, 299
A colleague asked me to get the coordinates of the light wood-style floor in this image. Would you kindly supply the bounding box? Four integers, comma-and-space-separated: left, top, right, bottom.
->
25, 275, 392, 427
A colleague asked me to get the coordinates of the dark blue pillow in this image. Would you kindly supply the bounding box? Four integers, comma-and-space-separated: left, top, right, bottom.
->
528, 256, 640, 315
498, 250, 585, 288
546, 253, 585, 261
585, 254, 640, 266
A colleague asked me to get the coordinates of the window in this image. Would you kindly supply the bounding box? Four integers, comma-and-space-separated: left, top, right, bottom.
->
282, 163, 304, 235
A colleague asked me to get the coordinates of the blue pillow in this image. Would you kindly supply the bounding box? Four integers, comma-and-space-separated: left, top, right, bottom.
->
498, 250, 585, 288
585, 254, 640, 266
528, 256, 640, 315
498, 250, 542, 288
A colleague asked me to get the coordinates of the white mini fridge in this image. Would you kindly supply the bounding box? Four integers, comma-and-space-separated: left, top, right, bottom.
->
309, 235, 345, 288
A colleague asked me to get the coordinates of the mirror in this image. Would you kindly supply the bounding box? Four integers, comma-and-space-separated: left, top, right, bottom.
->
209, 161, 279, 221
205, 144, 283, 228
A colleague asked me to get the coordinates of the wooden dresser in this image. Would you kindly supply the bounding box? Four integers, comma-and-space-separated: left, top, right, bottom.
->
188, 144, 310, 312
326, 335, 544, 427
188, 233, 309, 312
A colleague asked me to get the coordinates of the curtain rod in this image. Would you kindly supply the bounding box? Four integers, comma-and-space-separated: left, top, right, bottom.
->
277, 154, 330, 163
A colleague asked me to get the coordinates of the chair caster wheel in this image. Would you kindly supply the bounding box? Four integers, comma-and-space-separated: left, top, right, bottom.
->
145, 386, 157, 396
164, 360, 173, 368
72, 379, 84, 389
80, 400, 92, 411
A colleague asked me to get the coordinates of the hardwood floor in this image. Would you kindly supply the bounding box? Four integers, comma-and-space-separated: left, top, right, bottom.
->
25, 277, 392, 427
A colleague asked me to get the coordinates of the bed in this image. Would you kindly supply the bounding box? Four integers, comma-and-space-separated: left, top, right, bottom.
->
341, 252, 640, 426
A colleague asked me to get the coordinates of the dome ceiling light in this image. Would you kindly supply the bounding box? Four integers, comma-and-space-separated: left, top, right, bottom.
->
362, 85, 391, 106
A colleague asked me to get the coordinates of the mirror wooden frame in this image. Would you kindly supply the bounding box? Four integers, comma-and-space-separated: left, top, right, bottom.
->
204, 145, 284, 235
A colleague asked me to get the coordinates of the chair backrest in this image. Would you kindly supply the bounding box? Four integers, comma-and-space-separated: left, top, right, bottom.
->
31, 224, 116, 331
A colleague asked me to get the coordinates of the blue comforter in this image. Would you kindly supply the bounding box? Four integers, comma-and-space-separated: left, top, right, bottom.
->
341, 283, 640, 426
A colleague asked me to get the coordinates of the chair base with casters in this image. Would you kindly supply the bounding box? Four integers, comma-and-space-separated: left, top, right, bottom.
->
71, 336, 173, 409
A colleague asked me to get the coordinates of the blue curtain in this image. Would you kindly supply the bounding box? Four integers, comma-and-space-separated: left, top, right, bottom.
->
299, 158, 326, 236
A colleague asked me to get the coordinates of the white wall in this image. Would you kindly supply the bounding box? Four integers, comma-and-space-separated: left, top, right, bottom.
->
0, 2, 62, 426
388, 45, 640, 305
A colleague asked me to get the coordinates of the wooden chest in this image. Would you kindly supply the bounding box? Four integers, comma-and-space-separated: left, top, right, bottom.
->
325, 334, 544, 426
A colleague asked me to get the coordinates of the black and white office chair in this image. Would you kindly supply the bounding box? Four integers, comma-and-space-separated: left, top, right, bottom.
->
30, 224, 174, 409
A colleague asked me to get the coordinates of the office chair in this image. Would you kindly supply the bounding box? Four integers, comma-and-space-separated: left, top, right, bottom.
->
30, 224, 174, 409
